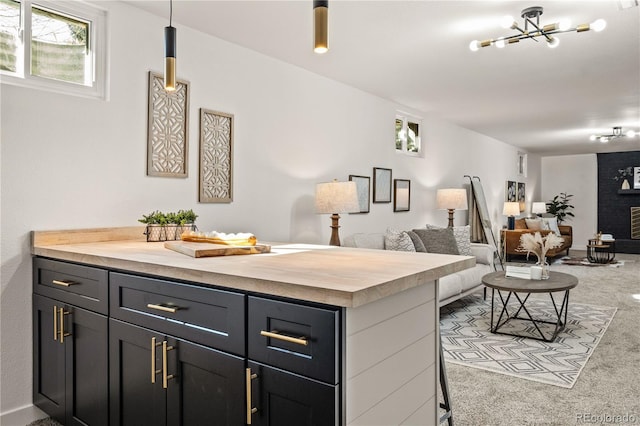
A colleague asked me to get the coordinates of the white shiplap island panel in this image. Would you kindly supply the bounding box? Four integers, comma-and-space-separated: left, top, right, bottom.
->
32, 227, 475, 425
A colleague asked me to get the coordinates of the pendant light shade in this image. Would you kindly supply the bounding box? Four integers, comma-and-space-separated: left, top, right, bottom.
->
313, 0, 328, 54
164, 0, 176, 91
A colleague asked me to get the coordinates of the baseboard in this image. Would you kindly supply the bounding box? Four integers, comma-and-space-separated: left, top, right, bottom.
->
0, 404, 48, 426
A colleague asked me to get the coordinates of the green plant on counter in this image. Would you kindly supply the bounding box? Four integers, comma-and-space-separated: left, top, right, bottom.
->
546, 192, 574, 224
138, 209, 198, 226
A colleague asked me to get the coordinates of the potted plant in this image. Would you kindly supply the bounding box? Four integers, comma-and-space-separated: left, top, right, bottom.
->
546, 192, 574, 224
138, 209, 198, 242
176, 209, 198, 237
138, 210, 169, 241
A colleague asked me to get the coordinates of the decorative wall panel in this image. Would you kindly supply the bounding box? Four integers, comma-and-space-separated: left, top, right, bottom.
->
147, 72, 190, 177
199, 109, 234, 203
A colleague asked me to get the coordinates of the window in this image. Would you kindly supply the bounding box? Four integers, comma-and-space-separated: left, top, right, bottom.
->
395, 113, 421, 155
0, 0, 107, 99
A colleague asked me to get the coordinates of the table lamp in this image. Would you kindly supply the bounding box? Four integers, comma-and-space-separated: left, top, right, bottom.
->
532, 202, 547, 217
503, 202, 520, 230
315, 180, 360, 246
436, 188, 468, 228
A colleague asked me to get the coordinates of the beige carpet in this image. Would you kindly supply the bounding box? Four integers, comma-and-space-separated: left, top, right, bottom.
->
443, 251, 640, 426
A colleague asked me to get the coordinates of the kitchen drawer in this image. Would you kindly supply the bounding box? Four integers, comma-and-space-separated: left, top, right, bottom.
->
248, 296, 340, 384
33, 257, 108, 314
110, 272, 245, 356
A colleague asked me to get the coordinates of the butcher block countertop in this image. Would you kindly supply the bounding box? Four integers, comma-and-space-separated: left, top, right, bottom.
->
32, 227, 475, 308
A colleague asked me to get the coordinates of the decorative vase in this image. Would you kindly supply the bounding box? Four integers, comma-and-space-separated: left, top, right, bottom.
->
621, 179, 630, 190
536, 258, 550, 280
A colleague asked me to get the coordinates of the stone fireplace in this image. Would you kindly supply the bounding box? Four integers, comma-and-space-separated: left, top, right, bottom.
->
597, 152, 640, 254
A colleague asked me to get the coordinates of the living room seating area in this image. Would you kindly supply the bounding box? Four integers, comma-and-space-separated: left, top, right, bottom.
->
502, 218, 573, 261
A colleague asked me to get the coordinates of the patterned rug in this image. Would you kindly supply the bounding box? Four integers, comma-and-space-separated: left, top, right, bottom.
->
440, 294, 617, 388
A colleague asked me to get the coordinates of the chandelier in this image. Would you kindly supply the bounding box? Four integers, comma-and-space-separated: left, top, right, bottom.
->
469, 6, 606, 51
590, 127, 639, 143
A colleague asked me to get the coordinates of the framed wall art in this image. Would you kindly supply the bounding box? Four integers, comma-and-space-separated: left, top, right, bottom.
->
634, 167, 640, 189
393, 179, 410, 212
373, 167, 392, 203
349, 175, 370, 213
147, 71, 190, 177
517, 151, 528, 178
505, 180, 517, 202
199, 108, 234, 203
517, 182, 526, 211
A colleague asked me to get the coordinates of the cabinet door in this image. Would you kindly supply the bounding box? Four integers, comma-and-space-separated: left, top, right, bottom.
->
109, 319, 166, 426
247, 361, 339, 426
66, 305, 108, 426
33, 295, 66, 424
166, 338, 245, 426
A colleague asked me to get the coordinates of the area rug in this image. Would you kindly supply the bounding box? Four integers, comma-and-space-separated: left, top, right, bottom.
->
440, 294, 617, 388
555, 256, 627, 267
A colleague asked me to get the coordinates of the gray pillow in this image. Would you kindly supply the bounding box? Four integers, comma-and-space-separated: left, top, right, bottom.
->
405, 230, 427, 252
412, 228, 460, 255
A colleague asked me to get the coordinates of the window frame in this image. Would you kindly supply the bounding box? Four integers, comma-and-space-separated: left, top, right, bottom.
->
395, 112, 422, 156
0, 0, 108, 99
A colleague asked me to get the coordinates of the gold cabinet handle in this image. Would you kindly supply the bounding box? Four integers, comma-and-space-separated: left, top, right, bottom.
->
246, 368, 258, 424
151, 337, 162, 384
260, 330, 308, 346
52, 279, 76, 287
53, 305, 58, 341
162, 341, 175, 389
147, 303, 180, 313
58, 307, 71, 344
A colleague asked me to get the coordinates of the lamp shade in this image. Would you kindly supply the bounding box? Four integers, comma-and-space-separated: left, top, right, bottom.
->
315, 181, 359, 214
532, 202, 547, 214
436, 188, 468, 210
503, 202, 520, 217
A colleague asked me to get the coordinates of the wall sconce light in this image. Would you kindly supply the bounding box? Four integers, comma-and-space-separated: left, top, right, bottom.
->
503, 202, 521, 230
315, 180, 359, 246
313, 0, 328, 54
436, 188, 468, 228
164, 0, 176, 91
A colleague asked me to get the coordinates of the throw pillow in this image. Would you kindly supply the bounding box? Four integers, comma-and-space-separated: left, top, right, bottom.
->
541, 217, 561, 235
412, 228, 460, 255
525, 218, 543, 231
405, 230, 427, 252
384, 228, 416, 252
425, 224, 472, 256
514, 219, 528, 229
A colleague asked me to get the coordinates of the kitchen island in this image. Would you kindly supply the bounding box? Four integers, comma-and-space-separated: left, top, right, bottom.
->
32, 227, 474, 425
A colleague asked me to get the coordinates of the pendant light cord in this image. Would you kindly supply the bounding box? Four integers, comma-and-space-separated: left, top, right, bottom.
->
169, 0, 173, 27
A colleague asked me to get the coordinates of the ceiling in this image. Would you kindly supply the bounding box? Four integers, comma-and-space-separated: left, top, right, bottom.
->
126, 0, 640, 156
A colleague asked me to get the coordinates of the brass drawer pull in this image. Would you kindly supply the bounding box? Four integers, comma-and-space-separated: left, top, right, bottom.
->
162, 341, 175, 389
52, 279, 77, 287
150, 337, 162, 384
260, 330, 308, 346
53, 305, 58, 341
246, 368, 258, 424
58, 307, 71, 344
147, 303, 181, 313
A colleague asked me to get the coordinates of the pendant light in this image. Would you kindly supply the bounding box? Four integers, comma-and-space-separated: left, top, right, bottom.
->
313, 0, 328, 54
164, 0, 176, 91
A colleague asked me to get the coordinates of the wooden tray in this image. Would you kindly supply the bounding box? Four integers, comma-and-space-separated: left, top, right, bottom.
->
164, 241, 271, 258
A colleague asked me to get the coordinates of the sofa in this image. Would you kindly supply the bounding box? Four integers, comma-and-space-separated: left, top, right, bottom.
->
343, 226, 496, 306
502, 217, 572, 261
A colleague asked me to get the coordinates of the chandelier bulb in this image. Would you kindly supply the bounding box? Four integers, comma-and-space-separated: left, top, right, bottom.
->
627, 130, 637, 138
547, 37, 559, 48
495, 38, 506, 48
591, 19, 606, 32
500, 15, 515, 29
469, 40, 480, 51
600, 136, 609, 143
589, 135, 597, 142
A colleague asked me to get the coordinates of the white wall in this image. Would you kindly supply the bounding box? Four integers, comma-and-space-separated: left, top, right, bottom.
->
0, 1, 538, 417
541, 154, 597, 251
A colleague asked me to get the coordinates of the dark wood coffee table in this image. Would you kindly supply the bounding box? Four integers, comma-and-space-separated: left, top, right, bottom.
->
481, 271, 578, 342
